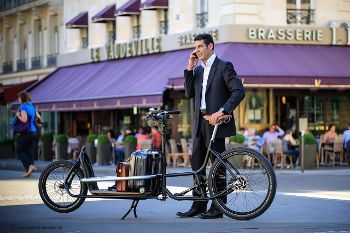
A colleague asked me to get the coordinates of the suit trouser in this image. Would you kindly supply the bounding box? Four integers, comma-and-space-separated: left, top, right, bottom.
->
346, 140, 350, 162
191, 115, 226, 208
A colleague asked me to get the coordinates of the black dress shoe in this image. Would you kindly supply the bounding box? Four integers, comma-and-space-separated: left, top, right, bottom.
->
199, 208, 223, 219
176, 206, 206, 217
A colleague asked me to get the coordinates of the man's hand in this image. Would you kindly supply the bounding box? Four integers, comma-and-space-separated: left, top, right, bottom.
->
187, 49, 198, 71
208, 111, 224, 125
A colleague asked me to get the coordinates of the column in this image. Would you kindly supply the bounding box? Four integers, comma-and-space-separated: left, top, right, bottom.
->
27, 14, 34, 70
42, 9, 50, 68
13, 16, 21, 72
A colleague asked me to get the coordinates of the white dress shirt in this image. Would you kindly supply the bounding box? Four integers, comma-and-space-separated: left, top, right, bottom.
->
200, 53, 216, 110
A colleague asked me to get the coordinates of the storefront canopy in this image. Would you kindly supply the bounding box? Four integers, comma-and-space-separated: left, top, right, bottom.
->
66, 12, 88, 28
27, 43, 350, 111
140, 0, 168, 10
92, 5, 116, 23
115, 0, 140, 16
166, 43, 350, 90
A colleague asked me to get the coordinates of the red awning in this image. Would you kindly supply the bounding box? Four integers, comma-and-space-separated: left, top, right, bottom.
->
92, 5, 116, 23
3, 80, 37, 103
66, 12, 88, 28
140, 0, 168, 10
115, 0, 140, 16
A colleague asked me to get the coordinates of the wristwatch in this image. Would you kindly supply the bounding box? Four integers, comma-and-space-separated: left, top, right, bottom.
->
219, 107, 227, 115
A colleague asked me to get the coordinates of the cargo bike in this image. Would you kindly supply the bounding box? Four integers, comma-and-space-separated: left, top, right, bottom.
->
38, 109, 276, 220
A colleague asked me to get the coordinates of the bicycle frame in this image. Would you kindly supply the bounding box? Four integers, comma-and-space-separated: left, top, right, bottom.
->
64, 112, 241, 201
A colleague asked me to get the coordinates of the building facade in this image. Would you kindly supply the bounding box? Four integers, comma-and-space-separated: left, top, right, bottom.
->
1, 0, 350, 141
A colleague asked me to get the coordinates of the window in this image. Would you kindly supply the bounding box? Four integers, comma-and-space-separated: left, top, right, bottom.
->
107, 22, 116, 44
196, 0, 208, 28
286, 0, 314, 25
159, 9, 168, 35
242, 90, 270, 125
80, 29, 88, 49
132, 15, 141, 39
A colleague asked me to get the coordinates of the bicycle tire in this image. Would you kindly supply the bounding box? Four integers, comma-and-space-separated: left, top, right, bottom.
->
38, 160, 87, 213
208, 147, 276, 220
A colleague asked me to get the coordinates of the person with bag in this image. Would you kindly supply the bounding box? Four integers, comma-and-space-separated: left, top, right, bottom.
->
14, 91, 41, 177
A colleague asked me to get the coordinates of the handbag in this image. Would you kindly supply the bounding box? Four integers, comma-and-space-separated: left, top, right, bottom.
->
34, 106, 45, 129
10, 115, 31, 134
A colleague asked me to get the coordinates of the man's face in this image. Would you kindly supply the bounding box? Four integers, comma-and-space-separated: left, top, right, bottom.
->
194, 39, 213, 61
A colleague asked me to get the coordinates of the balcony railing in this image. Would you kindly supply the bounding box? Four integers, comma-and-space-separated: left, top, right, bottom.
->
287, 9, 315, 25
47, 54, 57, 67
17, 59, 26, 72
159, 20, 168, 35
132, 25, 141, 39
0, 0, 36, 12
2, 61, 13, 74
31, 56, 42, 70
196, 12, 208, 28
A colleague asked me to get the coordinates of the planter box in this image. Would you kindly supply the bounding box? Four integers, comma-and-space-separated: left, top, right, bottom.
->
0, 145, 14, 158
301, 144, 316, 170
86, 143, 97, 164
225, 143, 244, 168
40, 142, 53, 161
55, 142, 68, 160
124, 144, 136, 161
97, 144, 110, 165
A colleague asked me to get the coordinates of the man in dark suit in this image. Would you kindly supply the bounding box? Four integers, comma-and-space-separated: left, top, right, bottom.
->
176, 34, 245, 219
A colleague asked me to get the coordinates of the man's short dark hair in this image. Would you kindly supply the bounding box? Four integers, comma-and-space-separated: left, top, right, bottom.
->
194, 33, 214, 49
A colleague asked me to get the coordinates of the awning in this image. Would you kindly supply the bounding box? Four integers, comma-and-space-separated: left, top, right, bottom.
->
140, 0, 168, 10
2, 80, 37, 103
92, 5, 116, 23
66, 12, 88, 28
166, 43, 350, 90
26, 49, 190, 112
115, 0, 140, 16
27, 43, 350, 112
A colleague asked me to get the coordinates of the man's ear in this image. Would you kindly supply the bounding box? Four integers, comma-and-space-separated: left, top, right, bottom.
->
208, 43, 214, 50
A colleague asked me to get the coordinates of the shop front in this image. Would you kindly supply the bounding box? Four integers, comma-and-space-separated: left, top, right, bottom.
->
26, 23, 350, 139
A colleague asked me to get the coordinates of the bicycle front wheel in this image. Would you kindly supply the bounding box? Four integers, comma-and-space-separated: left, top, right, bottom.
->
208, 147, 276, 220
38, 160, 87, 213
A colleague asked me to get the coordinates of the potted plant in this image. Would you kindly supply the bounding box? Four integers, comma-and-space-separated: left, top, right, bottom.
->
0, 139, 14, 158
97, 134, 110, 165
299, 133, 316, 169
124, 135, 137, 160
86, 134, 97, 164
40, 133, 53, 161
55, 134, 68, 160
227, 134, 246, 167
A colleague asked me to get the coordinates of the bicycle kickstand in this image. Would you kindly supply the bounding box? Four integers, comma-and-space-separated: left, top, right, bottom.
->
121, 199, 139, 220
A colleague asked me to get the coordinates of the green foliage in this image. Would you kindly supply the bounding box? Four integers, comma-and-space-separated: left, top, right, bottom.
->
124, 135, 137, 146
97, 134, 110, 144
40, 133, 53, 143
55, 134, 68, 144
299, 133, 316, 145
230, 134, 246, 144
0, 139, 13, 146
87, 134, 98, 143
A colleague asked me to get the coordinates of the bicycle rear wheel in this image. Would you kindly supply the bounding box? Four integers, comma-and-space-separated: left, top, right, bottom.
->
208, 147, 276, 220
38, 160, 87, 213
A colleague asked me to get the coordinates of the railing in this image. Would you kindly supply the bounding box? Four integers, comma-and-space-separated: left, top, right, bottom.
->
159, 20, 168, 35
31, 56, 42, 70
132, 25, 141, 39
287, 9, 315, 25
2, 61, 13, 74
196, 12, 208, 28
0, 0, 36, 12
16, 59, 26, 72
47, 54, 57, 67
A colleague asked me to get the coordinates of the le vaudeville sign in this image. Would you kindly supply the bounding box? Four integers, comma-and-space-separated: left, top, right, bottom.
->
91, 37, 160, 62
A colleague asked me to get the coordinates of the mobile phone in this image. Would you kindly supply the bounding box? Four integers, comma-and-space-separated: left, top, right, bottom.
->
192, 52, 198, 59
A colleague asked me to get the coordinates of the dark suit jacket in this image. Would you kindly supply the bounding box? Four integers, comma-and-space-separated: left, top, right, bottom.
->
184, 56, 245, 138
